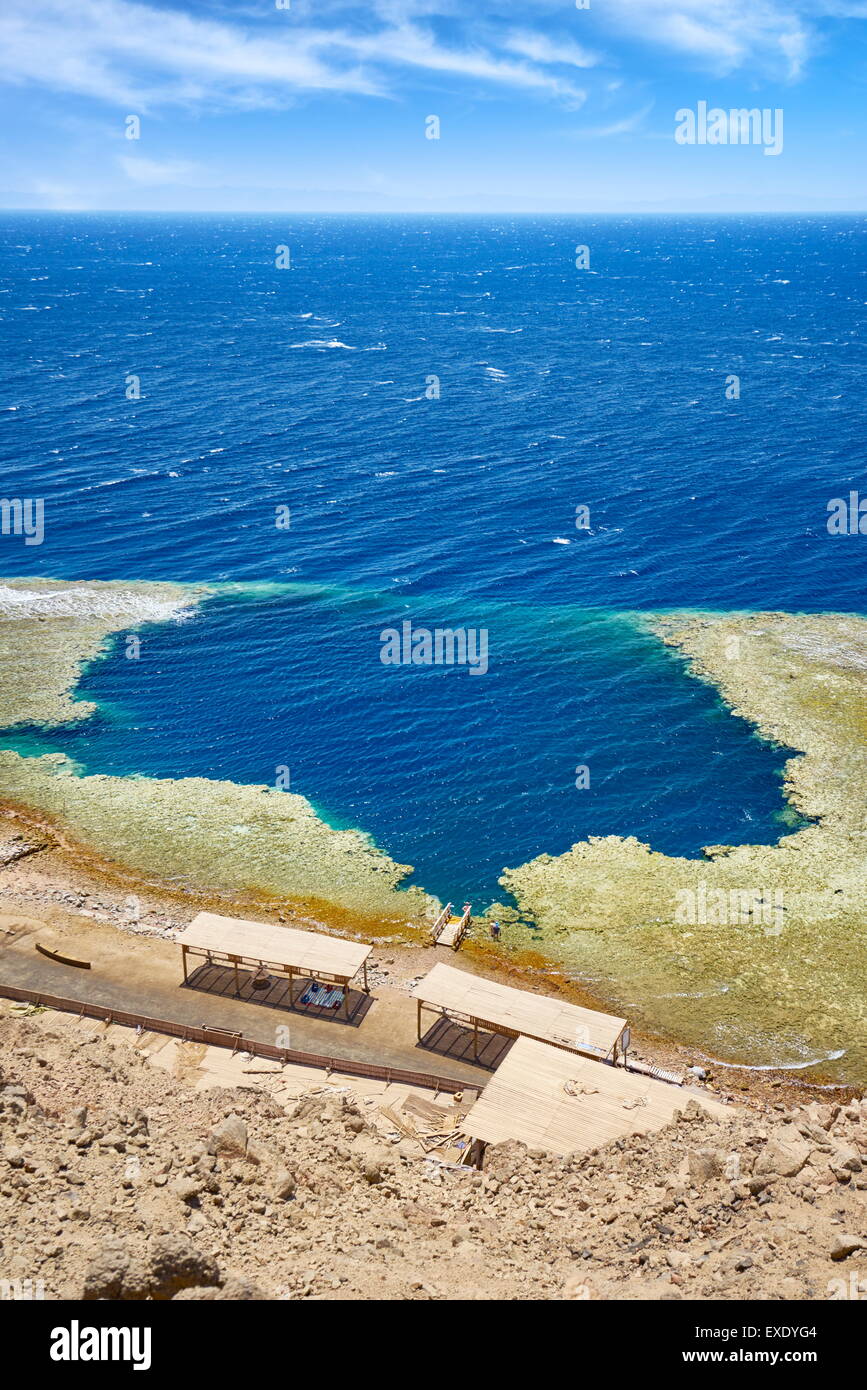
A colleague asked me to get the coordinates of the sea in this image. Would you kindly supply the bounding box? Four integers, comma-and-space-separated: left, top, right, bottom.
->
1, 213, 865, 907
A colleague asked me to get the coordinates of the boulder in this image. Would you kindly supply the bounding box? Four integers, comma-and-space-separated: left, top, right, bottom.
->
753, 1127, 812, 1179
145, 1236, 220, 1300
81, 1240, 148, 1301
830, 1234, 865, 1262
208, 1114, 248, 1159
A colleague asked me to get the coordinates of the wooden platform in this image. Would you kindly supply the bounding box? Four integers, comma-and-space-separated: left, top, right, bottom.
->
460, 1036, 730, 1157
412, 961, 627, 1061
435, 916, 464, 949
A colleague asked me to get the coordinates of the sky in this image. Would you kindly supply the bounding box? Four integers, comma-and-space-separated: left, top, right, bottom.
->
1, 0, 866, 212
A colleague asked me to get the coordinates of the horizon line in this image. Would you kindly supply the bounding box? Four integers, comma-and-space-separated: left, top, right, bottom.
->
2, 207, 866, 217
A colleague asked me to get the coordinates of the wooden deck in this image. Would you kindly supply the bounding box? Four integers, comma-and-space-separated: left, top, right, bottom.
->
460, 1035, 731, 1157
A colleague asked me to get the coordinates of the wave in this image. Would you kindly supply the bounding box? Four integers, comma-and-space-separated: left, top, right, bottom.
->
0, 583, 198, 624
290, 339, 356, 350
707, 1049, 846, 1073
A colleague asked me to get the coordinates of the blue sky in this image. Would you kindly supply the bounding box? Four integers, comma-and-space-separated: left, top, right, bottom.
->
2, 0, 866, 212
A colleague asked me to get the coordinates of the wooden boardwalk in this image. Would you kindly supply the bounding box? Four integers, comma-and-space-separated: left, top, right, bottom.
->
431, 902, 472, 951
436, 915, 464, 949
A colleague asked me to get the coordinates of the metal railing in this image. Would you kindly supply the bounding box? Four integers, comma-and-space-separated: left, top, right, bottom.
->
430, 902, 453, 943
0, 981, 470, 1095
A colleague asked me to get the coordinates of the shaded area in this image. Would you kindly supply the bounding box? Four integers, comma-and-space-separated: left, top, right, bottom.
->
418, 1015, 514, 1070
182, 960, 373, 1028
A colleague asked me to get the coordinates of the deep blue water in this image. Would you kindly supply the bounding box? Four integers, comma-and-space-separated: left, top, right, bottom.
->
1, 214, 864, 905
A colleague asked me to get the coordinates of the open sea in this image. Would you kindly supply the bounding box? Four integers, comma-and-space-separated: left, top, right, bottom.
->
1, 214, 865, 906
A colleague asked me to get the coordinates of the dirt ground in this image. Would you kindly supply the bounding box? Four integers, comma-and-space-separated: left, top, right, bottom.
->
2, 1000, 867, 1302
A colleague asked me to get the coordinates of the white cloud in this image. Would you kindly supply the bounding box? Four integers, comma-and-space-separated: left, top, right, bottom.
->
501, 30, 600, 70
0, 0, 589, 111
601, 0, 815, 78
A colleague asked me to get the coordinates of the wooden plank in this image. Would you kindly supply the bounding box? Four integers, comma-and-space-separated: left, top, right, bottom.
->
460, 1036, 730, 1156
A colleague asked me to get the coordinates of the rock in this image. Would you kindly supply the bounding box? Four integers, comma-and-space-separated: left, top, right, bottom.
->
754, 1128, 812, 1179
684, 1149, 723, 1184
170, 1178, 201, 1204
145, 1236, 220, 1300
208, 1114, 248, 1158
98, 1131, 127, 1151
829, 1144, 861, 1175
829, 1234, 864, 1262
272, 1169, 297, 1201
666, 1250, 692, 1269
81, 1240, 147, 1301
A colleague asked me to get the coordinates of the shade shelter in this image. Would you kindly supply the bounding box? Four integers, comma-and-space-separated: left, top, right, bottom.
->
412, 962, 627, 1062
460, 1035, 730, 1158
179, 911, 371, 1018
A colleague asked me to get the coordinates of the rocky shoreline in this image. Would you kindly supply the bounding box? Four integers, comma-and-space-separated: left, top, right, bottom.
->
501, 610, 867, 1085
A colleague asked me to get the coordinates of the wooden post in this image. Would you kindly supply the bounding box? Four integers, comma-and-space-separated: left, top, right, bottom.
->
417, 997, 422, 1041
344, 980, 350, 1020
473, 1019, 479, 1060
233, 959, 240, 997
363, 960, 368, 993
181, 944, 188, 983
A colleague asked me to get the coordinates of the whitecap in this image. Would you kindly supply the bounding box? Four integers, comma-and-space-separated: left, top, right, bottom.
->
0, 584, 198, 624
290, 339, 356, 350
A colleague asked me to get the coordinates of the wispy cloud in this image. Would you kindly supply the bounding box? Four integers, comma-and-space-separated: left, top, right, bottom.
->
501, 30, 601, 71
600, 0, 814, 78
0, 0, 591, 111
571, 102, 656, 139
